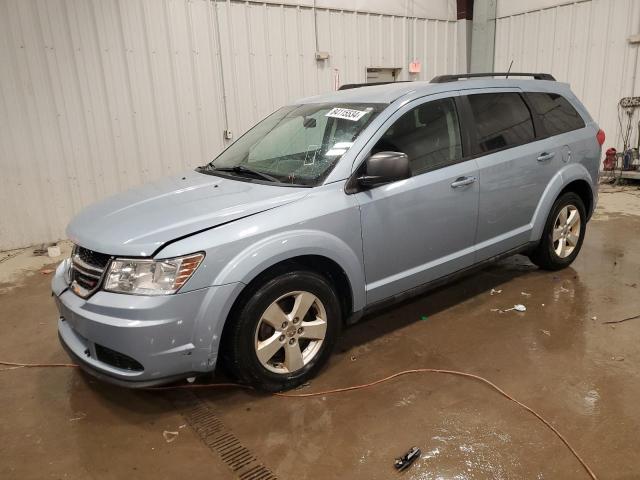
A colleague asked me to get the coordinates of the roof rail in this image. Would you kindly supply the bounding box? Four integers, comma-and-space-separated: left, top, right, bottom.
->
338, 81, 412, 90
430, 72, 556, 83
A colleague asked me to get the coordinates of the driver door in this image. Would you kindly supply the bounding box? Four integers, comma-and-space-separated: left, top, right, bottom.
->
353, 94, 480, 304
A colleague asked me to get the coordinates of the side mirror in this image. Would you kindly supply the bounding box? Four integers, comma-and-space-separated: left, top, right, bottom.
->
357, 151, 411, 188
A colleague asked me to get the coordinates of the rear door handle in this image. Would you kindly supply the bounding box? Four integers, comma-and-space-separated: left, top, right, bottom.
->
450, 176, 477, 188
537, 152, 556, 162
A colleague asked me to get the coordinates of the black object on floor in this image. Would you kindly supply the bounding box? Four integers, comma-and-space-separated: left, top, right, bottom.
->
394, 446, 421, 472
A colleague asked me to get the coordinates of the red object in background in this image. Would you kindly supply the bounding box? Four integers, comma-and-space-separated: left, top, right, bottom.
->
603, 147, 617, 170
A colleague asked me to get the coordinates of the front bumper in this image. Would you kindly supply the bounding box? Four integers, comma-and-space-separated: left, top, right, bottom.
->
57, 330, 197, 388
52, 260, 242, 386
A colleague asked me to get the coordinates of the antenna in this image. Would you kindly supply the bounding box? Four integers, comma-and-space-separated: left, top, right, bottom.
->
505, 60, 514, 78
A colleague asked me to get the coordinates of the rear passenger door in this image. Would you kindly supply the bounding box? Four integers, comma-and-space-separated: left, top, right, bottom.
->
525, 91, 587, 171
460, 89, 559, 261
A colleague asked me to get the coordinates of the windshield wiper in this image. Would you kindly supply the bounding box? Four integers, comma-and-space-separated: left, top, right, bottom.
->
210, 165, 281, 183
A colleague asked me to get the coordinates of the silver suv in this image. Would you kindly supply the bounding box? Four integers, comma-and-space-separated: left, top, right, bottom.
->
53, 73, 603, 391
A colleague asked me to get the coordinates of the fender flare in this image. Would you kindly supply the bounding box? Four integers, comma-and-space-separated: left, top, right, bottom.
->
530, 163, 594, 242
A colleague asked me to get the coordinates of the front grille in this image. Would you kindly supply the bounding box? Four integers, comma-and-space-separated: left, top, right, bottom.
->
95, 344, 144, 371
70, 245, 111, 298
76, 246, 111, 269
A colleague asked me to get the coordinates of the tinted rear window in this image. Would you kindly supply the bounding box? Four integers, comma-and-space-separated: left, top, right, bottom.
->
467, 93, 535, 153
526, 92, 585, 136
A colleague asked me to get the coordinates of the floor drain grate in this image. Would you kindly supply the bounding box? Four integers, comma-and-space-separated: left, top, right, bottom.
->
239, 464, 278, 480
168, 391, 277, 479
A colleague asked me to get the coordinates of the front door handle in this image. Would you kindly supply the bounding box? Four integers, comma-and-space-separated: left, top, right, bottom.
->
537, 152, 556, 162
450, 176, 477, 188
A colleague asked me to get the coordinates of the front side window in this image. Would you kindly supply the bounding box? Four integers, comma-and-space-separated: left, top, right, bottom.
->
371, 97, 462, 175
526, 92, 585, 137
467, 92, 535, 153
200, 103, 385, 186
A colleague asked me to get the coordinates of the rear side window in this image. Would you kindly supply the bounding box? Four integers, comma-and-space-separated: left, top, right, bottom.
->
467, 93, 535, 153
526, 92, 585, 136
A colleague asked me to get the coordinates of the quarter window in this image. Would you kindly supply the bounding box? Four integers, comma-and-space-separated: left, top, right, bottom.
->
372, 98, 462, 175
526, 92, 585, 136
467, 93, 535, 153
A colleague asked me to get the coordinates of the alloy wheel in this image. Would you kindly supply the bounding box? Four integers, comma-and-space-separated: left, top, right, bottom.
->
254, 291, 328, 374
552, 204, 581, 258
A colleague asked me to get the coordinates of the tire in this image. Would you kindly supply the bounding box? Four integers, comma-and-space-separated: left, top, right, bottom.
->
529, 192, 587, 271
222, 269, 342, 392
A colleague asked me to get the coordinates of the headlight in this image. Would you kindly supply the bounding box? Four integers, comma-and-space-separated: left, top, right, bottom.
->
104, 253, 204, 295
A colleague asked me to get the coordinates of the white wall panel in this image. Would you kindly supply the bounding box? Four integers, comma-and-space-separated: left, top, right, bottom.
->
495, 0, 640, 155
497, 0, 591, 17
243, 0, 455, 20
0, 0, 459, 250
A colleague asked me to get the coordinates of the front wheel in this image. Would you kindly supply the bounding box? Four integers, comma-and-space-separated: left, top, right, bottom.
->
222, 270, 341, 392
529, 192, 586, 270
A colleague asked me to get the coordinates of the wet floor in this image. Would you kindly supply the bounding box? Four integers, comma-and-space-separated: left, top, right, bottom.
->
1, 189, 639, 480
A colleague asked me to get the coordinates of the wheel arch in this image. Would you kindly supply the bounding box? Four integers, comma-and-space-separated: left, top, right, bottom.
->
559, 179, 594, 220
207, 230, 364, 356
196, 230, 365, 366
530, 164, 595, 242
216, 253, 356, 371
212, 230, 364, 313
228, 254, 355, 324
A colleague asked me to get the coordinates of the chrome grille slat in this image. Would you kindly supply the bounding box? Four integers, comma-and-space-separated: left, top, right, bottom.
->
71, 259, 102, 279
71, 255, 103, 274
70, 245, 111, 298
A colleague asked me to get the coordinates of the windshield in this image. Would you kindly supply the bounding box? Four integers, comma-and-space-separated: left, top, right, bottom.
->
201, 103, 386, 186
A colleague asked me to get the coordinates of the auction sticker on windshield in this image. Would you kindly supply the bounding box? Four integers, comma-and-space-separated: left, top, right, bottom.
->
326, 107, 367, 121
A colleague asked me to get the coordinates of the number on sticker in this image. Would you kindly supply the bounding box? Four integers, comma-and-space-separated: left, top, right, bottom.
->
326, 108, 367, 122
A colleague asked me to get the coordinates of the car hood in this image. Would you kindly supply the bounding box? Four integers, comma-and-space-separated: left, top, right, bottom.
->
67, 171, 309, 257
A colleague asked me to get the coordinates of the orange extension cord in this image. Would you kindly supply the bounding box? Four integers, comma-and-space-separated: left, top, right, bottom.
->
0, 360, 598, 480
0, 360, 79, 368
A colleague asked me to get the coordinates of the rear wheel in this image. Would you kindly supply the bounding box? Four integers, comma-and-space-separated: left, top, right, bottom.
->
529, 192, 586, 270
222, 270, 341, 392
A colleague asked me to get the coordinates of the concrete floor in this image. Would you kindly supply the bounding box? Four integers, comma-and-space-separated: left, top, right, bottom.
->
1, 185, 640, 480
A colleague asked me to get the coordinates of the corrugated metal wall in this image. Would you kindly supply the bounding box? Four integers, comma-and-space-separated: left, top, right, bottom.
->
0, 0, 459, 251
494, 0, 640, 150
